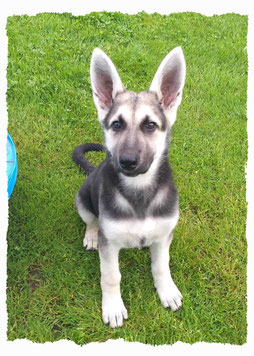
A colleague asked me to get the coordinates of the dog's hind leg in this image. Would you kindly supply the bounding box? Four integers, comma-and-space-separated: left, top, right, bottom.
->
75, 193, 99, 250
82, 218, 99, 251
83, 219, 99, 250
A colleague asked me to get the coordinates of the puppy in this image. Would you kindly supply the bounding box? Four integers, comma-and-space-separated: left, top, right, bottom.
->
73, 47, 186, 328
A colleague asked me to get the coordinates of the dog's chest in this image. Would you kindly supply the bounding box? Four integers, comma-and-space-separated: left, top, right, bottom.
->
100, 213, 178, 248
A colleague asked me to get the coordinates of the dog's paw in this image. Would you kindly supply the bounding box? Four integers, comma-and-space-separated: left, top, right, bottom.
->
102, 297, 128, 328
83, 230, 98, 250
157, 281, 182, 311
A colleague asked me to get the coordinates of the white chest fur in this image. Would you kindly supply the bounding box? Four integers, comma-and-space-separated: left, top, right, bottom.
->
100, 212, 179, 249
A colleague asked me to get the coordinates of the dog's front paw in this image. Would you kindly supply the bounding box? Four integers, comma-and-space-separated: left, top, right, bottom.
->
102, 297, 128, 328
156, 281, 182, 311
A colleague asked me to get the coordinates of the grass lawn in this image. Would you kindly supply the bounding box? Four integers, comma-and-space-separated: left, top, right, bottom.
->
6, 12, 248, 345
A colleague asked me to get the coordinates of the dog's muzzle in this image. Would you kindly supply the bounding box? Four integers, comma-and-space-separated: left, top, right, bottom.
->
117, 155, 152, 177
119, 154, 139, 172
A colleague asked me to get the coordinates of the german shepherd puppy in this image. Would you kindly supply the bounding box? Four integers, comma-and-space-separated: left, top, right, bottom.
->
73, 47, 186, 328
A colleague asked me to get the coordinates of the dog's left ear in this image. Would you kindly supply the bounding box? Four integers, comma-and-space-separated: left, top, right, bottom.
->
90, 48, 124, 121
149, 47, 186, 126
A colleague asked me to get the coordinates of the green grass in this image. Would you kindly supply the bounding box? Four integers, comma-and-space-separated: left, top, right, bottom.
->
6, 12, 248, 345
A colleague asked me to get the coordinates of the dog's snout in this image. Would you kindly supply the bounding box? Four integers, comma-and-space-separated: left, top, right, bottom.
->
119, 154, 139, 171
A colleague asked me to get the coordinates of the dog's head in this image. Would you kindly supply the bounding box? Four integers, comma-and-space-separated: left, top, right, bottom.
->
90, 47, 186, 177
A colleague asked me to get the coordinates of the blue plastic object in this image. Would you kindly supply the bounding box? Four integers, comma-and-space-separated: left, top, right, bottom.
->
7, 133, 18, 198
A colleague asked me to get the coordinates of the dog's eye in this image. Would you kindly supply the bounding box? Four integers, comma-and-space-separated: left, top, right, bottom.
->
111, 121, 122, 131
144, 122, 157, 132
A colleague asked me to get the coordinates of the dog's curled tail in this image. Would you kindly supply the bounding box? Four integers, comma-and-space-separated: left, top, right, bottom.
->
72, 143, 105, 175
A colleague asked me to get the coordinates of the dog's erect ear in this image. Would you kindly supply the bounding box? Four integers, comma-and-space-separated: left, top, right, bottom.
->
149, 47, 186, 126
90, 48, 124, 121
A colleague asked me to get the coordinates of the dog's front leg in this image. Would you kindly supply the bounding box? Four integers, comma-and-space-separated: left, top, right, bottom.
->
99, 240, 128, 328
150, 233, 182, 311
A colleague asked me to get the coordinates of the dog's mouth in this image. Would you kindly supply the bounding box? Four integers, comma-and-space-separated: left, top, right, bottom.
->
119, 169, 145, 177
111, 153, 153, 177
117, 165, 150, 177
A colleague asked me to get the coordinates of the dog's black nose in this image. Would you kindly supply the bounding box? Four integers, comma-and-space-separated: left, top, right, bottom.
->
119, 155, 139, 171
